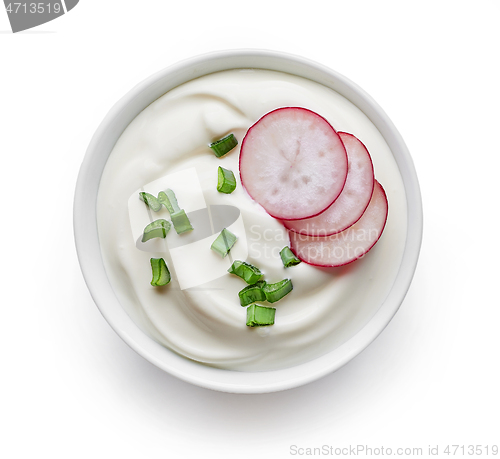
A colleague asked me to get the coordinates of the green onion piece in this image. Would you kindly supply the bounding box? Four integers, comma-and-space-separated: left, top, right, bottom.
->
227, 260, 262, 284
209, 133, 238, 158
211, 228, 237, 257
171, 209, 193, 234
150, 258, 171, 286
158, 189, 181, 214
217, 166, 237, 194
246, 304, 276, 327
139, 192, 162, 212
280, 246, 301, 268
158, 189, 192, 233
238, 280, 267, 306
263, 279, 293, 303
142, 219, 171, 242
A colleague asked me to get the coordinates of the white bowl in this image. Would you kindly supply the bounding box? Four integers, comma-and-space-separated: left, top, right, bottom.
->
74, 50, 422, 393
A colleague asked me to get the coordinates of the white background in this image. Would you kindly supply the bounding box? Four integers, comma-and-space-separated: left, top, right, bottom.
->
1, 1, 499, 458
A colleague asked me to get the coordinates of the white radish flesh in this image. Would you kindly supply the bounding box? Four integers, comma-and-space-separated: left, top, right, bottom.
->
289, 181, 388, 267
284, 132, 375, 236
239, 107, 348, 220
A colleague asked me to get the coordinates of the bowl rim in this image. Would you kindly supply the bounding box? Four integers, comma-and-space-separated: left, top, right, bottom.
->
74, 49, 423, 393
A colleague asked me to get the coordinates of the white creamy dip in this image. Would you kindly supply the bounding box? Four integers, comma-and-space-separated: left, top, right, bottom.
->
97, 69, 407, 371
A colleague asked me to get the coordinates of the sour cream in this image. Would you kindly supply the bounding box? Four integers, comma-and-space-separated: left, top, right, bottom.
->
96, 69, 407, 371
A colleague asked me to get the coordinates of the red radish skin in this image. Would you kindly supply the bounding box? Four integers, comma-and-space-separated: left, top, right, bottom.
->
289, 181, 388, 267
284, 132, 375, 236
239, 107, 348, 221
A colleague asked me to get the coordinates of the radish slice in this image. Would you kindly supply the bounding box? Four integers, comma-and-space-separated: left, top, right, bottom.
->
239, 107, 348, 220
289, 181, 388, 267
284, 132, 375, 236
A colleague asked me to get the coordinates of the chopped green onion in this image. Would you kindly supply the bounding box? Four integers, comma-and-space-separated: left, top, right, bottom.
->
150, 258, 171, 286
238, 280, 267, 306
217, 166, 237, 194
158, 189, 181, 214
171, 209, 193, 234
228, 260, 262, 284
209, 133, 238, 158
139, 192, 162, 212
263, 279, 293, 303
211, 228, 237, 257
280, 246, 301, 268
142, 219, 171, 242
246, 304, 276, 327
158, 189, 193, 233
